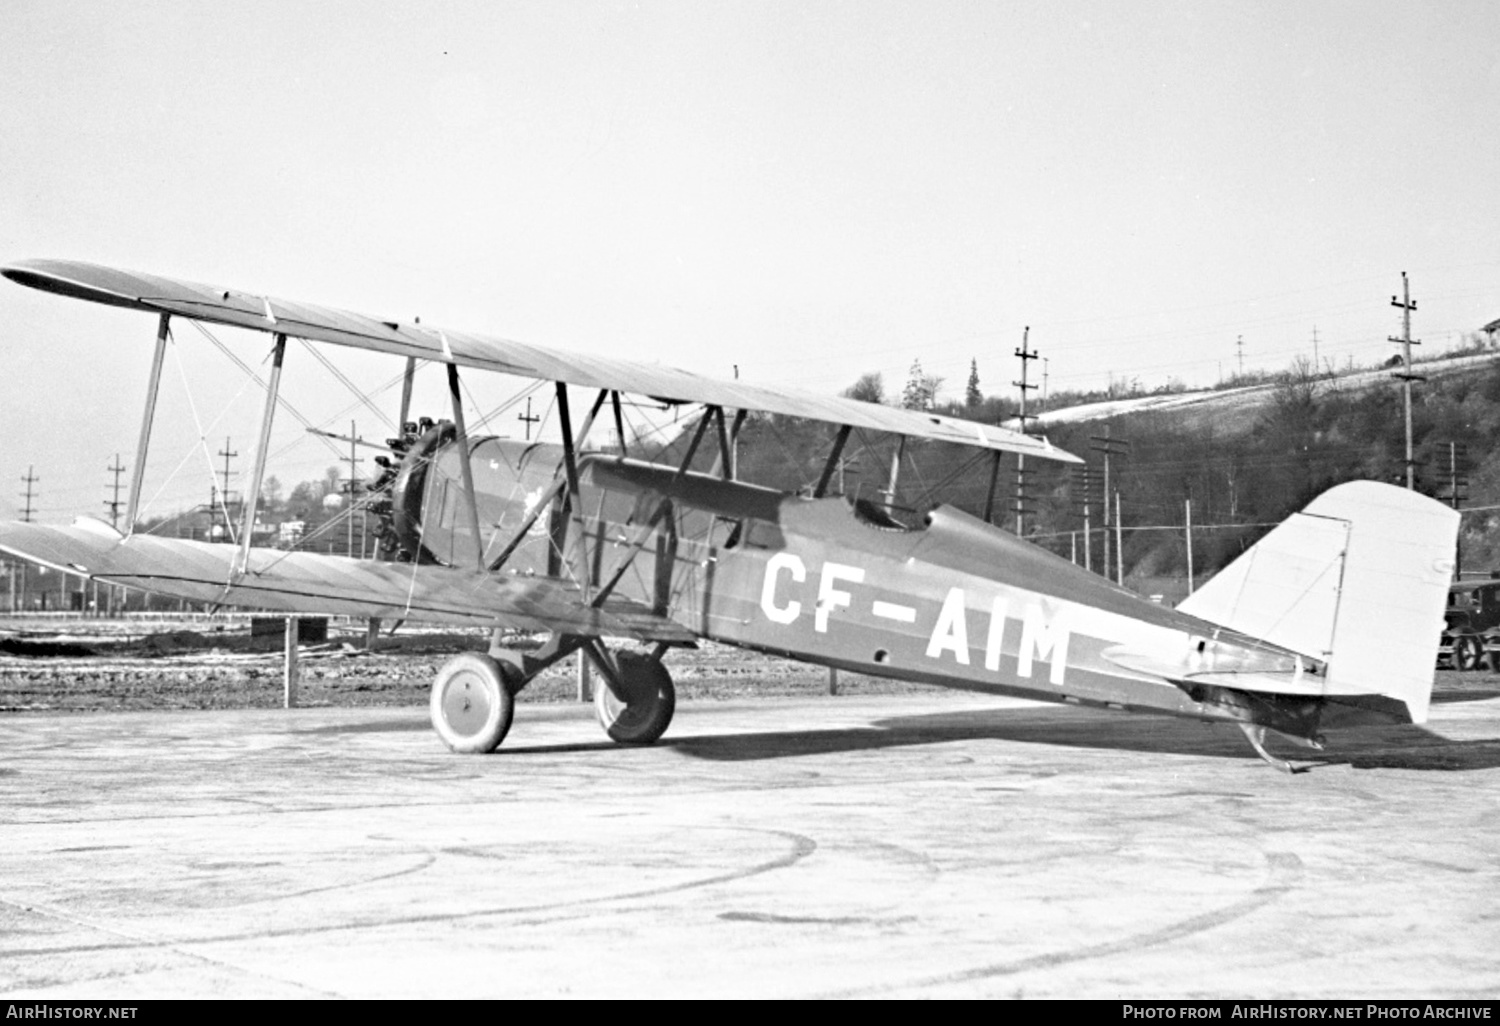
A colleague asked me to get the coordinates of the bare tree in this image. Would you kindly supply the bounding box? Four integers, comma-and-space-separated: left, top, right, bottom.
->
843, 372, 886, 404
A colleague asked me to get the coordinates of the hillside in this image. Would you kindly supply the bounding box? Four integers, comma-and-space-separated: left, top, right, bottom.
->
1021, 349, 1500, 590
723, 348, 1500, 598
1029, 349, 1500, 435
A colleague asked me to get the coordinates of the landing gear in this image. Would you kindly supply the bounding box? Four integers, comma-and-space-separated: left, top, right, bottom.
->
593, 649, 676, 745
427, 635, 677, 752
430, 652, 519, 754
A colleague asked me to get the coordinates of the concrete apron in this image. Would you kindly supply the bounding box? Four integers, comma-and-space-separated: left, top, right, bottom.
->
1, 690, 1498, 998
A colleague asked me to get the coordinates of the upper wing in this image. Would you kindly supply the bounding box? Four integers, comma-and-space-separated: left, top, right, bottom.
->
0, 520, 694, 643
2, 258, 1080, 464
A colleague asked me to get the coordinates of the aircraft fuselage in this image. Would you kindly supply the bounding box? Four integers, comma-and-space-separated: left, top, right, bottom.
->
399, 437, 1337, 740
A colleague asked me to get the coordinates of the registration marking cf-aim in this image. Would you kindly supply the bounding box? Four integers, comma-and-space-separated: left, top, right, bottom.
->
759, 554, 1072, 684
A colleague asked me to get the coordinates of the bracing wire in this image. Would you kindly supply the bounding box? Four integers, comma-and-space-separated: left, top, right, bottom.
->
137, 327, 259, 536
296, 339, 398, 431
188, 321, 345, 462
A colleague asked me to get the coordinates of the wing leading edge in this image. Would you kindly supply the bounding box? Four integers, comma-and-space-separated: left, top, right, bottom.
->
2, 258, 1080, 464
0, 520, 694, 643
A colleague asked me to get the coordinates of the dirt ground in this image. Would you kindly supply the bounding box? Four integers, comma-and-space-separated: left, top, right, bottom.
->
0, 615, 938, 712
1, 615, 1493, 716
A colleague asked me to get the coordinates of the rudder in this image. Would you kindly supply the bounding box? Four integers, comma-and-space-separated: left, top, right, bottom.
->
1178, 481, 1458, 723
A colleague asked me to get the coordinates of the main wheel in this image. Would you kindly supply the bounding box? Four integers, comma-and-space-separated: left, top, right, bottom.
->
430, 652, 517, 753
1455, 635, 1483, 671
594, 650, 676, 745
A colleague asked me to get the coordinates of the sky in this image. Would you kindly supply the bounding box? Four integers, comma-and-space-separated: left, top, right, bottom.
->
2, 0, 1498, 523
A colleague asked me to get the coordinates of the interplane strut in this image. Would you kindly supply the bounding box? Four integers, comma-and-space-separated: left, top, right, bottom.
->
125, 313, 172, 534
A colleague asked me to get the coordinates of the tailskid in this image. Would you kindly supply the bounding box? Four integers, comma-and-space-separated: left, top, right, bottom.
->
1237, 722, 1325, 774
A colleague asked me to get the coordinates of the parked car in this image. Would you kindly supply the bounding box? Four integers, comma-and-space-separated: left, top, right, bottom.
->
1439, 579, 1500, 670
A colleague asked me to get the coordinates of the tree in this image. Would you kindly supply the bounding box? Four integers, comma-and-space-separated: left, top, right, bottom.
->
901, 359, 943, 411
843, 372, 885, 404
965, 359, 982, 410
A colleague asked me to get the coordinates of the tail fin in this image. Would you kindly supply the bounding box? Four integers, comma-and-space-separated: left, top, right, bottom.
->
1178, 482, 1458, 724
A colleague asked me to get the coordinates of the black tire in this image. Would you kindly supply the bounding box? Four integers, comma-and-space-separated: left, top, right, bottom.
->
1456, 636, 1483, 672
430, 652, 517, 753
594, 650, 676, 745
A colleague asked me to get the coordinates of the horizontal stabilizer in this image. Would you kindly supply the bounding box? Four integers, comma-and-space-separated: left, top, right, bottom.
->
1102, 646, 1326, 697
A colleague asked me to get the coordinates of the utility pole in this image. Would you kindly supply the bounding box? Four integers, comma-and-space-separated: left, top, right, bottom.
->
341, 420, 364, 557
517, 396, 540, 441
1013, 326, 1038, 535
1115, 490, 1124, 586
1436, 442, 1468, 577
1236, 334, 1245, 378
217, 437, 238, 542
105, 454, 126, 529
91, 456, 126, 617
1311, 326, 1320, 373
1185, 497, 1195, 596
1391, 272, 1421, 490
18, 466, 36, 612
1071, 464, 1097, 572
20, 466, 37, 522
1089, 428, 1129, 579
103, 454, 126, 615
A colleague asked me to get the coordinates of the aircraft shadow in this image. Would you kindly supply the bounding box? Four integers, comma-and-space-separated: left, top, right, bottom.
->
286, 699, 1500, 771
1431, 687, 1500, 705
663, 706, 1500, 773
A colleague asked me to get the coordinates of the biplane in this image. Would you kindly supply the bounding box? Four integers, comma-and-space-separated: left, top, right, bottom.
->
0, 259, 1460, 771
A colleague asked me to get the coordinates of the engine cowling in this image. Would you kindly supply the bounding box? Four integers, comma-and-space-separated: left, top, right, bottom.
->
385, 420, 564, 569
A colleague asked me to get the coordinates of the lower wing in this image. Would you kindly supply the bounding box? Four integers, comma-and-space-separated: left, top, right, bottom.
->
0, 520, 693, 643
